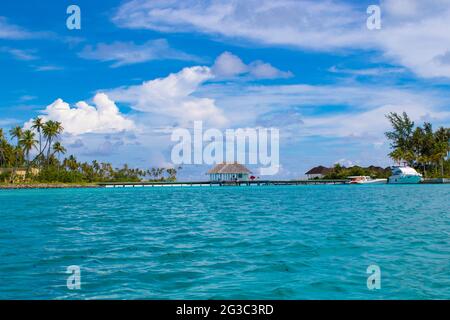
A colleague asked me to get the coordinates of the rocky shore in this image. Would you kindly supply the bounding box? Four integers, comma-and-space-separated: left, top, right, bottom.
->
0, 183, 101, 189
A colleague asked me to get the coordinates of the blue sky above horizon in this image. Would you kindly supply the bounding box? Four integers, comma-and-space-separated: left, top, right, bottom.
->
1, 0, 450, 179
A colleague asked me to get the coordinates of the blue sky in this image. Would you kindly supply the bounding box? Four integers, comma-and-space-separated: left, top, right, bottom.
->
1, 0, 450, 179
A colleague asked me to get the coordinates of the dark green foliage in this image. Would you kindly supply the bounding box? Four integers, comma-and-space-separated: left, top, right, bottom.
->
1, 119, 180, 183
324, 164, 391, 179
0, 171, 11, 182
385, 112, 450, 177
35, 167, 85, 183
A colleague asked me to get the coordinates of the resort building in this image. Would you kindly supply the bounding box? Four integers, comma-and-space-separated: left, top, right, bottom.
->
305, 166, 331, 179
207, 163, 252, 182
0, 167, 40, 182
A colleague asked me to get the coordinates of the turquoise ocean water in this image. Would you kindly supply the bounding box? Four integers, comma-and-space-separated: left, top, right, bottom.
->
0, 184, 449, 299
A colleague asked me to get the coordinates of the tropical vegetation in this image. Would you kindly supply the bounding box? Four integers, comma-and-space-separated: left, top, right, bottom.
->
385, 112, 449, 178
321, 112, 449, 180
323, 165, 391, 179
0, 118, 179, 183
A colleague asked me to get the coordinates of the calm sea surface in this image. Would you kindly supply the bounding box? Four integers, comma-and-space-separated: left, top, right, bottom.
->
0, 185, 449, 299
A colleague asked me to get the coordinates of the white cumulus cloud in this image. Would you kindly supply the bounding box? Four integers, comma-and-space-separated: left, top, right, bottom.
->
212, 51, 248, 77
25, 93, 135, 135
212, 51, 292, 79
107, 66, 228, 127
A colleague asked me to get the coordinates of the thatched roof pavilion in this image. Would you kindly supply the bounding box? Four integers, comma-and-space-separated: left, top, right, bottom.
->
304, 165, 331, 179
305, 165, 330, 175
207, 163, 252, 181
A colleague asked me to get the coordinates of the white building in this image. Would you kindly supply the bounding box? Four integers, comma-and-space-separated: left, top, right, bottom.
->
304, 166, 331, 179
207, 163, 252, 182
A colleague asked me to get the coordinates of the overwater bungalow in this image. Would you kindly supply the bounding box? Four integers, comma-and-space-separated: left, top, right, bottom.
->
305, 165, 331, 179
207, 163, 252, 182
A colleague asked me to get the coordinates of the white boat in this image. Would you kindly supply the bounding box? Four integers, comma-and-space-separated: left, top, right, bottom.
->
388, 166, 422, 184
347, 176, 387, 184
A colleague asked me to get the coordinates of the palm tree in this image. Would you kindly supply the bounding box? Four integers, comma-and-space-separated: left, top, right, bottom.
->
19, 130, 38, 169
0, 128, 9, 168
31, 117, 45, 165
8, 126, 24, 180
412, 126, 427, 176
9, 126, 23, 146
166, 168, 177, 181
81, 162, 94, 181
433, 127, 450, 177
63, 155, 79, 172
150, 167, 157, 180
52, 142, 66, 162
101, 162, 113, 180
388, 149, 405, 166
157, 168, 165, 180
91, 160, 100, 179
0, 129, 4, 166
42, 121, 63, 165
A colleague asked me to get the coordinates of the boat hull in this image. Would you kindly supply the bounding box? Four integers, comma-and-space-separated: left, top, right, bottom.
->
350, 179, 387, 184
388, 175, 422, 184
363, 179, 387, 184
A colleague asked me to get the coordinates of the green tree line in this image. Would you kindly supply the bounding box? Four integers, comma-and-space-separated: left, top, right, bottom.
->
385, 112, 449, 178
323, 165, 391, 179
321, 112, 449, 180
0, 118, 180, 183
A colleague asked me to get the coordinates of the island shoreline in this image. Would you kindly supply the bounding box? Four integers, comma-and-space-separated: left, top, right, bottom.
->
0, 183, 101, 190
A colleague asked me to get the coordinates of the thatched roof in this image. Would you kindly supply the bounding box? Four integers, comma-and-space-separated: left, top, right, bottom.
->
207, 163, 252, 174
305, 165, 331, 175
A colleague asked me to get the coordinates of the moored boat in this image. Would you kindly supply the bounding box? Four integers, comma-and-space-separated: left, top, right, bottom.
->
388, 166, 422, 184
347, 176, 387, 184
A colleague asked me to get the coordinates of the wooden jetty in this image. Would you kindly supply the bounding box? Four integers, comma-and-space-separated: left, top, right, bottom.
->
98, 179, 348, 188
421, 178, 450, 184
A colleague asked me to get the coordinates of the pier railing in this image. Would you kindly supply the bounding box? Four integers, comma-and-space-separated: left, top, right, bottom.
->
422, 178, 450, 184
97, 179, 349, 188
